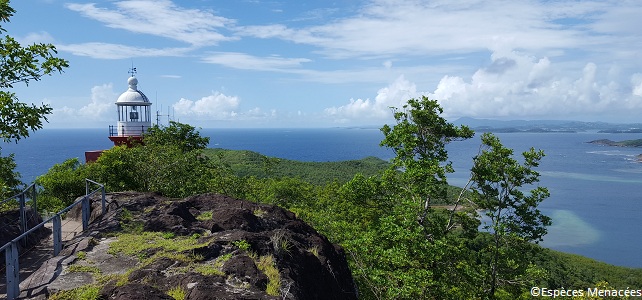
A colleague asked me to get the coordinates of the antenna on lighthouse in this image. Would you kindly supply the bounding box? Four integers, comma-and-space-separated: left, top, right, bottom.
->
129, 60, 137, 77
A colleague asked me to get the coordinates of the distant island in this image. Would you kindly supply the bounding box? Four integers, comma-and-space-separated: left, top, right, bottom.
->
588, 139, 642, 147
454, 117, 642, 133
588, 138, 642, 162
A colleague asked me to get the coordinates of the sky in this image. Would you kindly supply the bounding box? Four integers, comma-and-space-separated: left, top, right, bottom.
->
5, 0, 642, 128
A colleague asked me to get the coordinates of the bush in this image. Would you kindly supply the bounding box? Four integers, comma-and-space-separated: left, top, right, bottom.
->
36, 158, 90, 212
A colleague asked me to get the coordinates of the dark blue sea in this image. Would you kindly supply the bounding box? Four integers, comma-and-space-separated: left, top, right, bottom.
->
2, 128, 641, 268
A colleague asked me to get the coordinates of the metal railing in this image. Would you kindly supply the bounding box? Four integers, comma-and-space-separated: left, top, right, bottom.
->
108, 125, 148, 136
0, 179, 106, 300
0, 184, 38, 245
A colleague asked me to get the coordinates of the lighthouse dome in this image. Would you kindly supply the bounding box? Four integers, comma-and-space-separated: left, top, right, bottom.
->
116, 76, 151, 105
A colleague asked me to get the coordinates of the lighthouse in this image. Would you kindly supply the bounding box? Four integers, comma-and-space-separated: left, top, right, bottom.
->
85, 68, 153, 162
108, 68, 152, 146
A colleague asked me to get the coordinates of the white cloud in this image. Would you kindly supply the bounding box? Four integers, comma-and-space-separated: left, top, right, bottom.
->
324, 75, 419, 122
325, 49, 642, 124
631, 74, 642, 97
240, 0, 614, 59
57, 43, 191, 59
201, 52, 311, 71
160, 75, 182, 79
66, 1, 236, 46
78, 84, 117, 118
431, 51, 642, 120
173, 92, 240, 117
51, 84, 117, 124
17, 31, 55, 45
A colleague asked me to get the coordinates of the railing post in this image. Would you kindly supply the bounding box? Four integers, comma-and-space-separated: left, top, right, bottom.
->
19, 193, 28, 248
101, 186, 106, 215
82, 196, 90, 231
53, 214, 62, 256
6, 242, 20, 299
19, 193, 26, 234
28, 184, 37, 219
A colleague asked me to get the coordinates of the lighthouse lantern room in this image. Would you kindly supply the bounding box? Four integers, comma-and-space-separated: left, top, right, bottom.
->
108, 68, 152, 146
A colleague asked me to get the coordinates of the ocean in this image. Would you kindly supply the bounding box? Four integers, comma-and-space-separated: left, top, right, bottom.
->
2, 128, 641, 268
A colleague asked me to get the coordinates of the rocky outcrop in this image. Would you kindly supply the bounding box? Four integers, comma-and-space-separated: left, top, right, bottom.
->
0, 207, 50, 250
24, 192, 358, 300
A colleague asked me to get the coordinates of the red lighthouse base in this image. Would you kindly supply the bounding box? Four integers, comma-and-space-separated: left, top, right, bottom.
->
108, 135, 144, 147
85, 150, 104, 163
85, 136, 145, 163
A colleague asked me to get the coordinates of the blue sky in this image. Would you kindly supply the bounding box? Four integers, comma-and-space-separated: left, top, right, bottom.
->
6, 0, 642, 128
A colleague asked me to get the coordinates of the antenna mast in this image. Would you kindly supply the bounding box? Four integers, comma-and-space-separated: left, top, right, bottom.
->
129, 60, 137, 77
156, 104, 171, 126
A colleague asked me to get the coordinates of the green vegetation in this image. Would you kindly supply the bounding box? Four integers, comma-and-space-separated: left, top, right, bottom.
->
48, 285, 100, 300
108, 231, 208, 262
534, 249, 642, 289
192, 260, 225, 276
167, 285, 186, 300
607, 138, 642, 147
67, 264, 101, 275
205, 148, 389, 185
35, 97, 642, 298
470, 132, 551, 296
233, 239, 251, 251
618, 139, 642, 147
589, 138, 642, 148
0, 0, 69, 199
196, 210, 212, 221
257, 254, 281, 296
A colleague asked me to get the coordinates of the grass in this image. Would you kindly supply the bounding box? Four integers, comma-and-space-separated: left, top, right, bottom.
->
48, 285, 100, 300
233, 239, 251, 251
167, 285, 186, 300
308, 246, 320, 258
270, 230, 292, 254
196, 210, 212, 221
256, 254, 281, 296
119, 208, 144, 233
193, 263, 225, 276
108, 231, 208, 259
68, 265, 102, 275
253, 208, 266, 217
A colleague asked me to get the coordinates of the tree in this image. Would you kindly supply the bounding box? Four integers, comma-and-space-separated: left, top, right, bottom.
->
0, 152, 20, 199
36, 158, 89, 211
470, 132, 551, 298
380, 96, 474, 236
341, 97, 480, 299
0, 0, 69, 195
0, 0, 68, 142
144, 121, 210, 152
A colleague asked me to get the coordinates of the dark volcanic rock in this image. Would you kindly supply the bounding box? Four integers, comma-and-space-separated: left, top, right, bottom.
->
222, 254, 269, 289
0, 207, 50, 250
101, 283, 174, 300
29, 192, 358, 300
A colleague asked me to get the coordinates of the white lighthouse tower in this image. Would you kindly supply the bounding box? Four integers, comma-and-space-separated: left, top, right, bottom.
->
108, 68, 152, 146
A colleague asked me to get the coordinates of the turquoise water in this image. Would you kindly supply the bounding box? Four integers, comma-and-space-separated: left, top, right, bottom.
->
447, 132, 642, 267
2, 128, 641, 267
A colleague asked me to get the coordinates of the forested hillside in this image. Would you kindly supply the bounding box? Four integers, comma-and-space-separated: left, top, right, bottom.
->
35, 102, 642, 299
204, 148, 390, 185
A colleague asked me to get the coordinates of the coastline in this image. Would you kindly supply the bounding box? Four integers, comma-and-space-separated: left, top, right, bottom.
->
587, 138, 642, 162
